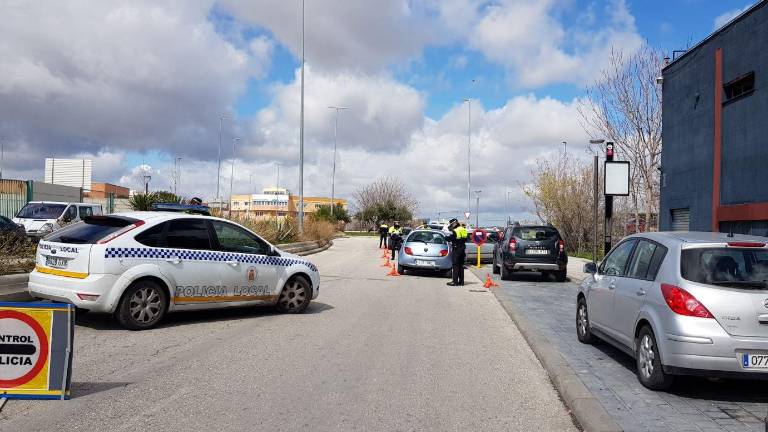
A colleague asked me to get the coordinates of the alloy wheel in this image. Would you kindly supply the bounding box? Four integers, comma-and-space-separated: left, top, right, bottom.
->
638, 334, 655, 379
577, 304, 588, 336
129, 286, 162, 324
279, 280, 307, 310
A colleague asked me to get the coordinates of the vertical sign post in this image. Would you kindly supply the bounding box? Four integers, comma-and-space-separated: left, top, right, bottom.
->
604, 142, 614, 255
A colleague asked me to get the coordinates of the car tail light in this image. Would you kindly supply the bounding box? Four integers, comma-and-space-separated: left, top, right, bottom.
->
96, 220, 145, 244
439, 248, 449, 257
76, 293, 100, 301
558, 239, 564, 253
404, 246, 413, 255
660, 284, 713, 318
727, 242, 766, 248
508, 238, 517, 252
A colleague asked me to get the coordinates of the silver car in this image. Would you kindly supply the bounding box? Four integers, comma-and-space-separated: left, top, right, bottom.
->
577, 231, 768, 390
465, 231, 499, 263
397, 230, 452, 276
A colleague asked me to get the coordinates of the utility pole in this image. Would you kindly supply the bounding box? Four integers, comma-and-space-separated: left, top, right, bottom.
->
216, 115, 227, 212
474, 190, 482, 228
604, 142, 615, 255
328, 106, 348, 219
589, 139, 605, 262
248, 173, 253, 219
274, 162, 282, 221
0, 137, 4, 180
142, 173, 151, 195
229, 137, 240, 218
562, 141, 567, 155
298, 0, 306, 233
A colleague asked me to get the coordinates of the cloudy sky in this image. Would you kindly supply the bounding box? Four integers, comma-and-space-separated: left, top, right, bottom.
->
0, 0, 755, 224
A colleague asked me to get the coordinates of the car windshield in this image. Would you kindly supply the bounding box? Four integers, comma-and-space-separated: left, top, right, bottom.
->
515, 227, 558, 241
408, 231, 446, 244
681, 247, 768, 288
44, 216, 139, 244
16, 203, 66, 219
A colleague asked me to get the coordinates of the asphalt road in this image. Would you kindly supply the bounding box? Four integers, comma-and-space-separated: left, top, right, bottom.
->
1, 237, 576, 432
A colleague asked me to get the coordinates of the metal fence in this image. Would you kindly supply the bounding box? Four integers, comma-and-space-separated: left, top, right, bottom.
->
0, 180, 30, 219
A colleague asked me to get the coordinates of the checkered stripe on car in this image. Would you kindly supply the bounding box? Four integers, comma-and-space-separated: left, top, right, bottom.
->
104, 247, 318, 272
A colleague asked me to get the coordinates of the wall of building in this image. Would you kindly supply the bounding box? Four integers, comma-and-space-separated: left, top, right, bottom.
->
31, 181, 82, 203
85, 182, 130, 199
660, 2, 768, 234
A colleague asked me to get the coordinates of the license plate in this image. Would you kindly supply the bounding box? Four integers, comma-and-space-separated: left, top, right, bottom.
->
45, 256, 68, 269
526, 249, 549, 255
742, 353, 768, 369
415, 260, 434, 266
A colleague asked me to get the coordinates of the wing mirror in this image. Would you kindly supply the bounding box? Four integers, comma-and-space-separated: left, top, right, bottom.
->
269, 246, 281, 257
583, 262, 598, 274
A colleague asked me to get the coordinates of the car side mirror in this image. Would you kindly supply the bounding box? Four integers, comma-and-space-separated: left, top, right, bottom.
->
269, 246, 281, 257
583, 262, 597, 274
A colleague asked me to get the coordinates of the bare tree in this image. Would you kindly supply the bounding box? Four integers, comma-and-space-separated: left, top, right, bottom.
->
579, 45, 664, 231
352, 177, 419, 228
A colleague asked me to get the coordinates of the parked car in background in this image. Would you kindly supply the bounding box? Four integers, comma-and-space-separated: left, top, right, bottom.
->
466, 230, 499, 263
13, 201, 102, 240
492, 224, 567, 281
577, 232, 768, 390
397, 229, 452, 276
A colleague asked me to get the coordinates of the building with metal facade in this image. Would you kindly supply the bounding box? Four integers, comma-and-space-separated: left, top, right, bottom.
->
660, 0, 768, 236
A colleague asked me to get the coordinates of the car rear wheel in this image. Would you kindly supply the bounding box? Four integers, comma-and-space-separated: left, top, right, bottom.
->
276, 276, 311, 314
555, 269, 567, 282
492, 254, 500, 274
576, 297, 596, 344
635, 325, 674, 390
115, 280, 168, 331
397, 264, 406, 275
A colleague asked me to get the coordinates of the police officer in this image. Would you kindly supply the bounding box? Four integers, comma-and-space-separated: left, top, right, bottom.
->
445, 218, 468, 286
388, 221, 403, 260
378, 221, 389, 249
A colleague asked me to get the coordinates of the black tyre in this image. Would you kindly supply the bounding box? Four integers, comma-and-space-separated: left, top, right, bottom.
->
276, 276, 312, 314
492, 254, 500, 274
555, 269, 567, 282
115, 280, 168, 330
397, 264, 406, 275
576, 297, 596, 344
635, 325, 674, 390
500, 263, 513, 281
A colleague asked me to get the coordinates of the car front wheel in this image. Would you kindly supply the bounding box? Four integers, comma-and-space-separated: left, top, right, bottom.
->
576, 297, 596, 344
276, 276, 312, 313
635, 325, 674, 390
115, 280, 168, 330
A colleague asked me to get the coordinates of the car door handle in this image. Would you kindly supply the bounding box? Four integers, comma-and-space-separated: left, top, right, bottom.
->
636, 290, 646, 297
225, 260, 239, 266
165, 257, 181, 264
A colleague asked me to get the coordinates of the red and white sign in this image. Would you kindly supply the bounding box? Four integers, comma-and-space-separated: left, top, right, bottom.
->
0, 310, 48, 387
471, 229, 488, 246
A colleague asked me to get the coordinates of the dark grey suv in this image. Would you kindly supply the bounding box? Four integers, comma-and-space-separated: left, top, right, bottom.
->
492, 224, 568, 281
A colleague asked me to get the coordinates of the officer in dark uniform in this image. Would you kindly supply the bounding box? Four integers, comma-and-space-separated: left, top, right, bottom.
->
445, 218, 468, 286
388, 221, 403, 260
378, 221, 389, 248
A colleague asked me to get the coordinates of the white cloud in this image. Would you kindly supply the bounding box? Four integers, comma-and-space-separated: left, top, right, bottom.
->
714, 3, 753, 30
0, 0, 270, 176
468, 0, 643, 88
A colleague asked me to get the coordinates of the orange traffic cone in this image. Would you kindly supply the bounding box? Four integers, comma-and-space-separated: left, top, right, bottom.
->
381, 256, 391, 267
483, 274, 499, 289
387, 263, 400, 277
381, 249, 389, 258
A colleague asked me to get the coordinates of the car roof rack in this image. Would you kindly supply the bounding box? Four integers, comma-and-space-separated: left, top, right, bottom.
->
150, 202, 211, 216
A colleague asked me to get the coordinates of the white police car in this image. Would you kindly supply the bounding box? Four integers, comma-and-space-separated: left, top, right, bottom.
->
28, 209, 320, 330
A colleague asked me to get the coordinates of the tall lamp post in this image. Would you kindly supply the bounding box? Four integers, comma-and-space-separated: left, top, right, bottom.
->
463, 98, 472, 221
474, 190, 482, 228
327, 106, 348, 219
216, 115, 228, 212
274, 162, 282, 220
229, 137, 240, 218
589, 139, 605, 262
0, 137, 5, 180
298, 0, 306, 233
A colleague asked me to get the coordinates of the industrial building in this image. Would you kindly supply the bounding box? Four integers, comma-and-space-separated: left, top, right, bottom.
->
660, 0, 768, 236
229, 187, 348, 220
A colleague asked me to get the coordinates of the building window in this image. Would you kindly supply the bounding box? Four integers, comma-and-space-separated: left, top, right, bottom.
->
724, 71, 755, 102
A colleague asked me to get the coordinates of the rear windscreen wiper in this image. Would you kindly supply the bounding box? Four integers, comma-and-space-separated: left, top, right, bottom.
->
710, 280, 768, 289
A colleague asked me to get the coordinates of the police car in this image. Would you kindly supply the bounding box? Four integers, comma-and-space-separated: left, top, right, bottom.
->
28, 205, 320, 330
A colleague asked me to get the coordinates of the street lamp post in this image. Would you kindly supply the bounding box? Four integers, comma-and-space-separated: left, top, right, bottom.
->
463, 98, 472, 221
229, 137, 240, 218
327, 106, 348, 219
298, 0, 306, 233
0, 137, 4, 181
142, 174, 151, 195
474, 190, 482, 228
274, 162, 282, 221
216, 115, 227, 213
589, 139, 605, 262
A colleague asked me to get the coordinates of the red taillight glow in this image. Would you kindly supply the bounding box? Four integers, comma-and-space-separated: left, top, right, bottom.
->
404, 247, 413, 255
660, 284, 713, 318
439, 249, 449, 257
509, 238, 517, 252
76, 293, 100, 301
558, 239, 564, 253
96, 220, 146, 244
727, 242, 766, 248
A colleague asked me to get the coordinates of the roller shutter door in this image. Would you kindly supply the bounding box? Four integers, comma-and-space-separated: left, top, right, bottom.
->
671, 208, 690, 231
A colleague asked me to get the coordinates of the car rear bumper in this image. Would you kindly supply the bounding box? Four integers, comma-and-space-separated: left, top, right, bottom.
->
28, 270, 120, 313
512, 263, 561, 271
398, 254, 452, 271
660, 330, 768, 375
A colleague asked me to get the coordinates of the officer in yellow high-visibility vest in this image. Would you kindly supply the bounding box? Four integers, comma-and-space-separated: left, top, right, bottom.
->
378, 222, 389, 248
445, 218, 468, 286
388, 221, 403, 260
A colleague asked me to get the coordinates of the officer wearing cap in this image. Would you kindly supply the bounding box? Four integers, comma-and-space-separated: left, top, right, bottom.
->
445, 218, 468, 286
388, 221, 403, 260
378, 221, 389, 249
